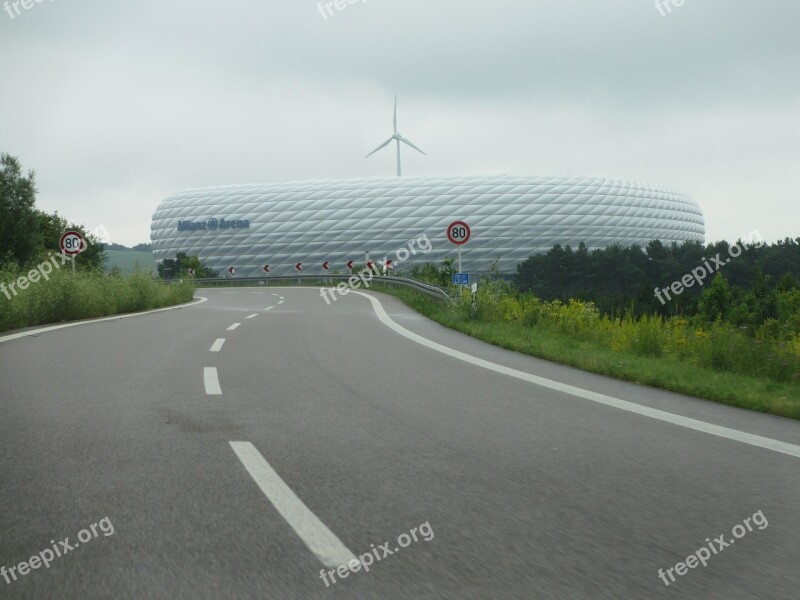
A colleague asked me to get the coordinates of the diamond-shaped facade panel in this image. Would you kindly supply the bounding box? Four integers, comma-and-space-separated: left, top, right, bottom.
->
150, 174, 705, 276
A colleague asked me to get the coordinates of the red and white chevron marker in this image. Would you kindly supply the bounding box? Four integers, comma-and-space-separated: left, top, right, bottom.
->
346, 260, 354, 271
295, 263, 303, 271
227, 266, 236, 276
322, 261, 329, 270
366, 260, 374, 270
263, 264, 270, 273
384, 259, 393, 271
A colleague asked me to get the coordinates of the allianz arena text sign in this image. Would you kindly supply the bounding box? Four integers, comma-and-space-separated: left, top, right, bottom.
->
176, 218, 251, 232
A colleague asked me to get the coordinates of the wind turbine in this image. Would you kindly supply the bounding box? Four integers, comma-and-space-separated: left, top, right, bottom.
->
365, 96, 426, 177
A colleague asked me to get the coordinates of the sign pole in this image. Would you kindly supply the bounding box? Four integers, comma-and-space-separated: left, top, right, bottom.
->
447, 220, 470, 286
60, 231, 86, 274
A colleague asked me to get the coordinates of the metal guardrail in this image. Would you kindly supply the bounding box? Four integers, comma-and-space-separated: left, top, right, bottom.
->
189, 274, 454, 303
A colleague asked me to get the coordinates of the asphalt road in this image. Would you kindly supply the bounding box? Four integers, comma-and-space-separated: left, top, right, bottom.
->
0, 287, 798, 599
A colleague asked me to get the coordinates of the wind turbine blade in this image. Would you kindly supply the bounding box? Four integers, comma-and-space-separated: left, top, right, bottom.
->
399, 137, 426, 155
396, 138, 401, 177
393, 95, 398, 133
365, 137, 394, 158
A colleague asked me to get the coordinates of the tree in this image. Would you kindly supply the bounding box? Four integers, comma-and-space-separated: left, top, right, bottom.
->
698, 273, 732, 323
157, 252, 217, 279
0, 154, 40, 267
35, 210, 107, 271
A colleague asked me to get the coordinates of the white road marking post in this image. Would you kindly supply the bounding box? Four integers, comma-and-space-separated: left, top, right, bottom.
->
352, 291, 800, 460
229, 442, 357, 568
210, 339, 226, 352
204, 367, 222, 395
227, 323, 241, 331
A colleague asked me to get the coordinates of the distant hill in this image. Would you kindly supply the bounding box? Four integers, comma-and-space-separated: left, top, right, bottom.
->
104, 243, 156, 273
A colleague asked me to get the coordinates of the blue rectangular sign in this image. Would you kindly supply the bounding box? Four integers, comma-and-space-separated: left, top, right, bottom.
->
452, 273, 469, 285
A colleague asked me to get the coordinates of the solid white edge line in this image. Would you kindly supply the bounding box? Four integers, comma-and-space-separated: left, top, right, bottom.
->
204, 367, 222, 395
229, 441, 357, 568
351, 290, 800, 460
210, 339, 226, 352
246, 313, 259, 319
227, 323, 241, 331
0, 296, 208, 345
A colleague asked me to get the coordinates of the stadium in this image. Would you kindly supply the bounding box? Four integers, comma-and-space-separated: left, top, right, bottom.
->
150, 174, 705, 276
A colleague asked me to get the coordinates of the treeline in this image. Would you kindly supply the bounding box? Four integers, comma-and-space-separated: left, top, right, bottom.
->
514, 238, 800, 324
0, 154, 194, 333
0, 153, 106, 270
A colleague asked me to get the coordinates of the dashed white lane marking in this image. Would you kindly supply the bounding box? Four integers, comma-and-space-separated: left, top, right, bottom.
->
246, 313, 259, 319
204, 367, 222, 395
352, 291, 800, 460
271, 293, 279, 297
264, 307, 274, 311
222, 292, 239, 294
210, 339, 225, 352
230, 442, 357, 568
0, 297, 208, 345
278, 300, 284, 305
227, 323, 241, 331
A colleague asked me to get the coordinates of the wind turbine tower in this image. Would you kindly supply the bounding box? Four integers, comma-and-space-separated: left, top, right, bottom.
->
365, 96, 426, 176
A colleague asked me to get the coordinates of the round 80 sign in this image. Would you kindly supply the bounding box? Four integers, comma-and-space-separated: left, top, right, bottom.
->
447, 221, 471, 245
59, 231, 87, 256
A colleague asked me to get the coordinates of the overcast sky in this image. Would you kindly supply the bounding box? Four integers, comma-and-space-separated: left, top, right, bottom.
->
1, 0, 798, 246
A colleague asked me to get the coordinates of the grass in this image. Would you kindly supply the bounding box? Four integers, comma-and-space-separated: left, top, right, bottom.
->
367, 282, 800, 421
0, 267, 195, 333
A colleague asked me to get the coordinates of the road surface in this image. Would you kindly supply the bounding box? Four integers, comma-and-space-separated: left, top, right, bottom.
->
0, 287, 798, 599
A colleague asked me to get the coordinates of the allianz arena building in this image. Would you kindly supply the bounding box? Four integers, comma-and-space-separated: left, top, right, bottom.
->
150, 174, 705, 276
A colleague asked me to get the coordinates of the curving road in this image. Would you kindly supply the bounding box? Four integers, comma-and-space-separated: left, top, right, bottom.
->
0, 287, 798, 599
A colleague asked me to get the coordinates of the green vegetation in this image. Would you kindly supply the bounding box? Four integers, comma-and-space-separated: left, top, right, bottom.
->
374, 258, 800, 419
0, 154, 106, 271
515, 237, 800, 320
0, 268, 195, 333
0, 154, 194, 333
157, 252, 218, 279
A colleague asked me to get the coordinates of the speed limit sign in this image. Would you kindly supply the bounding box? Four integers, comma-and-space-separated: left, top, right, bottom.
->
447, 221, 471, 245
59, 231, 87, 256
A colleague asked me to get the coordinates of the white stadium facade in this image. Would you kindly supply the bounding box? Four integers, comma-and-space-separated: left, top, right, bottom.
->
150, 174, 705, 276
